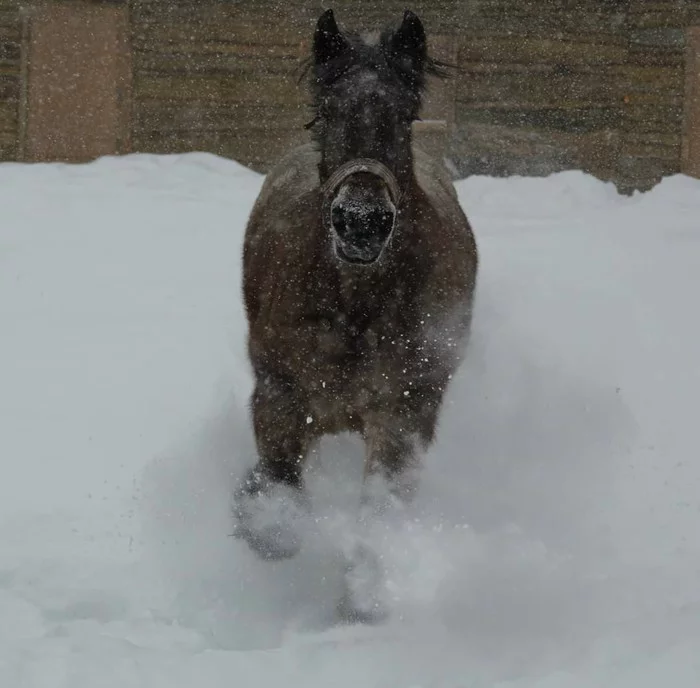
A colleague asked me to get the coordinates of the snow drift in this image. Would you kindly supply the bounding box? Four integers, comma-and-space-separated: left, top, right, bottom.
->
1, 153, 699, 686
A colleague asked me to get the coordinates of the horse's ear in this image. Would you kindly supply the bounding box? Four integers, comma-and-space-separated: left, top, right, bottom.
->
387, 10, 427, 76
314, 9, 350, 65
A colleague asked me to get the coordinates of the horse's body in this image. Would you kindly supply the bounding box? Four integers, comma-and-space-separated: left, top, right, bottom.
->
244, 141, 476, 438
234, 9, 478, 618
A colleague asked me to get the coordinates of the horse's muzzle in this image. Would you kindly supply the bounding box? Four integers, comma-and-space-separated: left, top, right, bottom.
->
330, 196, 396, 265
321, 159, 402, 266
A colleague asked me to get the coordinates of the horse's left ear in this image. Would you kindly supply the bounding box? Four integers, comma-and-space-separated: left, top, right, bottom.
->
314, 9, 350, 65
387, 10, 427, 76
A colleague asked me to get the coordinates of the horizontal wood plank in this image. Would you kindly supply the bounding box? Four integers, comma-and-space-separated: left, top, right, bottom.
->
134, 72, 304, 106
134, 51, 302, 76
458, 35, 628, 65
132, 128, 310, 171
134, 102, 307, 133
457, 64, 621, 108
456, 105, 622, 133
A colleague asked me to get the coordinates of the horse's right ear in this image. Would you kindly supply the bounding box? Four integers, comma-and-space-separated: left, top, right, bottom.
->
314, 9, 349, 65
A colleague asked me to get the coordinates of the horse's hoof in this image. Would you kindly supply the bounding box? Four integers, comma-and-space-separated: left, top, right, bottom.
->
233, 469, 309, 560
233, 521, 302, 561
336, 592, 389, 625
337, 541, 388, 623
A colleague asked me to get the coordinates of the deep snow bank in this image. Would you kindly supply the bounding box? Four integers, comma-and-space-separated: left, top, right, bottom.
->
1, 154, 699, 686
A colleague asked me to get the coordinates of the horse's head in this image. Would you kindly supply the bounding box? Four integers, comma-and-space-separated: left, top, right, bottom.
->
308, 9, 440, 265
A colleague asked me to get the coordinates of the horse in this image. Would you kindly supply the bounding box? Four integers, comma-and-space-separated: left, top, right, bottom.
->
234, 8, 478, 617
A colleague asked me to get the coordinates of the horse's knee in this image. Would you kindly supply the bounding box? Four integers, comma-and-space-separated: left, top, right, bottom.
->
367, 430, 416, 473
404, 379, 449, 446
251, 371, 298, 421
361, 440, 419, 518
363, 424, 420, 502
235, 373, 313, 559
250, 371, 313, 485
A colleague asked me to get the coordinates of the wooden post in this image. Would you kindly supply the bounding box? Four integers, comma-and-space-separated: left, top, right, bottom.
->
17, 7, 30, 161
682, 27, 700, 178
115, 3, 132, 155
25, 1, 131, 162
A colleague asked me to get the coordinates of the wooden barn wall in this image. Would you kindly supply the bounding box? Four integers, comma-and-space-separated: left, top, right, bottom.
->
620, 0, 696, 190
451, 0, 697, 192
129, 0, 461, 171
449, 0, 630, 185
128, 0, 510, 173
0, 1, 690, 191
130, 0, 312, 172
129, 0, 700, 191
0, 0, 21, 161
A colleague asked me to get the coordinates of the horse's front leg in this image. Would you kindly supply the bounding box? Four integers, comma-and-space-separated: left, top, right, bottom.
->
233, 371, 317, 560
361, 375, 447, 516
338, 423, 423, 622
361, 426, 423, 514
339, 386, 445, 622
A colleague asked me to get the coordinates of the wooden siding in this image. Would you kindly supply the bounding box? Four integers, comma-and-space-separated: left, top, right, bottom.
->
683, 26, 700, 176
130, 1, 312, 171
618, 0, 689, 190
0, 0, 697, 192
0, 0, 20, 160
448, 0, 693, 191
129, 0, 699, 191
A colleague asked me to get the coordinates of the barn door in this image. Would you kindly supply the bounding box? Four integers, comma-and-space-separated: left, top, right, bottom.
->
25, 3, 130, 162
682, 27, 700, 178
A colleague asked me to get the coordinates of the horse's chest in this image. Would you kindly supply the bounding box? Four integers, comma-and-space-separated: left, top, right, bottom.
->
316, 308, 425, 390
303, 299, 447, 432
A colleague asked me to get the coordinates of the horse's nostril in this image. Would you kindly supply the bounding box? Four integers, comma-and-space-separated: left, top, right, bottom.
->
368, 209, 395, 232
331, 205, 346, 234
331, 203, 395, 239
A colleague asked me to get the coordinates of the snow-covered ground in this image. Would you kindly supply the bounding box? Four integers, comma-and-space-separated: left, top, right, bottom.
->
1, 153, 699, 687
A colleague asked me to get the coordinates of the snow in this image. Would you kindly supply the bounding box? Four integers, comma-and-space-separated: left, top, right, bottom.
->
1, 152, 699, 686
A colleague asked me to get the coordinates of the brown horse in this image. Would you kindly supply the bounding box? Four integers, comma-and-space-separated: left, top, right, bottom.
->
234, 8, 478, 615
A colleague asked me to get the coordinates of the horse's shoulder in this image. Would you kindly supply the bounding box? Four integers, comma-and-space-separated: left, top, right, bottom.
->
409, 147, 477, 290
254, 143, 321, 211
245, 144, 321, 261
